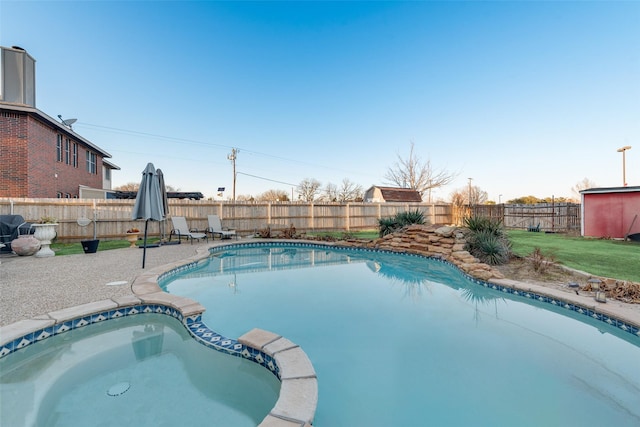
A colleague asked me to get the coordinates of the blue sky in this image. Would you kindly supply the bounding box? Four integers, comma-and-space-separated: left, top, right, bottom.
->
2, 1, 639, 201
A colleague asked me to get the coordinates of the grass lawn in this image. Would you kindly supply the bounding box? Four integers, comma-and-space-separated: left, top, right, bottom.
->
507, 230, 640, 282
51, 238, 160, 256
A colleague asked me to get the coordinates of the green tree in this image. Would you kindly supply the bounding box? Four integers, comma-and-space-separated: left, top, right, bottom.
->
508, 195, 543, 204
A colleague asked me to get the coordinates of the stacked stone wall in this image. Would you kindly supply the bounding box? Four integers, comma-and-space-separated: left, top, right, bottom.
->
338, 224, 505, 282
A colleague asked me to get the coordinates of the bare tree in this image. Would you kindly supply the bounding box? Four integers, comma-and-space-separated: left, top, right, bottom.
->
571, 178, 597, 201
257, 189, 289, 202
321, 183, 338, 202
450, 185, 488, 206
115, 182, 178, 191
115, 182, 140, 191
384, 141, 456, 201
297, 178, 322, 202
337, 178, 363, 202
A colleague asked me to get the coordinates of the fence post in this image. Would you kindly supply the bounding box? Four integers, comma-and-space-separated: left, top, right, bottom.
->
309, 203, 314, 230
345, 203, 350, 231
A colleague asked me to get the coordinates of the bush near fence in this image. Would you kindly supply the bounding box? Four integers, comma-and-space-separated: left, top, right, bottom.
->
0, 198, 452, 242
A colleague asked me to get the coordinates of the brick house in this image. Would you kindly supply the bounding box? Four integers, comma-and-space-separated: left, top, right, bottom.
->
0, 45, 118, 198
364, 186, 423, 203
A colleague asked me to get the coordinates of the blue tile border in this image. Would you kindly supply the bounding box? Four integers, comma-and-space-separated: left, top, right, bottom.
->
0, 303, 280, 378
175, 241, 639, 339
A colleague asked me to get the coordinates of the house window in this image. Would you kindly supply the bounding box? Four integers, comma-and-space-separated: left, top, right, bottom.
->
56, 135, 62, 162
57, 192, 63, 198
72, 143, 78, 167
65, 138, 70, 165
86, 150, 97, 174
104, 168, 111, 180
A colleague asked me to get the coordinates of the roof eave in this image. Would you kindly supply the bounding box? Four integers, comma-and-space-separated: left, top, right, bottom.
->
0, 102, 112, 159
580, 186, 640, 195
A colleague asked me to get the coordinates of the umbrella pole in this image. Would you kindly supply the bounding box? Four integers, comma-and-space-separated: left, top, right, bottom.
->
142, 220, 149, 268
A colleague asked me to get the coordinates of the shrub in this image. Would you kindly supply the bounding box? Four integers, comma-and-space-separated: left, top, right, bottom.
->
464, 216, 511, 265
340, 231, 356, 240
395, 209, 425, 226
464, 216, 506, 237
378, 217, 399, 237
530, 247, 555, 273
281, 224, 297, 239
256, 227, 271, 238
378, 209, 426, 237
467, 230, 511, 265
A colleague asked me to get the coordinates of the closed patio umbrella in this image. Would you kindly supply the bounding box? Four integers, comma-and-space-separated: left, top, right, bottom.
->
132, 163, 164, 268
157, 168, 169, 242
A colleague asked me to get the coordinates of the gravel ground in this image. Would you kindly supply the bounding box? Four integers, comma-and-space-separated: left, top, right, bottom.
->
0, 241, 211, 326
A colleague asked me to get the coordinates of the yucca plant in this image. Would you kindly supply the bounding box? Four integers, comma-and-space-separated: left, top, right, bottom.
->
395, 209, 425, 226
466, 230, 511, 265
378, 209, 426, 237
464, 216, 505, 237
464, 216, 511, 265
378, 217, 399, 237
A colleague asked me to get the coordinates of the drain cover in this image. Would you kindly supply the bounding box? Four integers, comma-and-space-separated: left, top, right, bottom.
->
107, 381, 130, 396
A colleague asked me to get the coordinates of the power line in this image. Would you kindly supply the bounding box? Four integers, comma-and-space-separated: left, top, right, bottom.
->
237, 171, 298, 187
75, 121, 377, 178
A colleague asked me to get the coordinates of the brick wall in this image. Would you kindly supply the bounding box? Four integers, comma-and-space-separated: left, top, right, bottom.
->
0, 111, 29, 196
1, 110, 104, 197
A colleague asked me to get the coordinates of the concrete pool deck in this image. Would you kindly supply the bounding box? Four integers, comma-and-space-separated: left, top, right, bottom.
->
1, 239, 638, 426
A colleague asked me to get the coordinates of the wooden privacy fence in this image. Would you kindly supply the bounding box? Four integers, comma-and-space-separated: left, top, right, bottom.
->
0, 198, 453, 242
471, 203, 581, 232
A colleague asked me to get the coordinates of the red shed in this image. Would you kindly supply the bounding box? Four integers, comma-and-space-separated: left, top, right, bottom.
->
580, 186, 640, 239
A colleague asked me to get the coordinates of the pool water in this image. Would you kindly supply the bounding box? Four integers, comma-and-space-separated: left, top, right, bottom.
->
162, 245, 640, 427
0, 314, 280, 427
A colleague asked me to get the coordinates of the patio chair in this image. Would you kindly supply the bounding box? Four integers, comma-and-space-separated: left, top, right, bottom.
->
206, 215, 236, 240
527, 223, 541, 232
169, 216, 208, 244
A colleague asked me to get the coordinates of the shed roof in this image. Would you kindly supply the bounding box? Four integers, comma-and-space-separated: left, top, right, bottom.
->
375, 186, 423, 202
580, 186, 640, 195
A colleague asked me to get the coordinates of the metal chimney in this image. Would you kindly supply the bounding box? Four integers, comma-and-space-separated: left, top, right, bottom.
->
0, 45, 36, 107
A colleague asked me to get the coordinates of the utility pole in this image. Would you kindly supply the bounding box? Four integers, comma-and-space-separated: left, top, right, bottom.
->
228, 148, 238, 202
617, 146, 632, 187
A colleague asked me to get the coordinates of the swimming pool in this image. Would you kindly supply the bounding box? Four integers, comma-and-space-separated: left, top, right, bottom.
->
0, 313, 280, 427
161, 243, 640, 426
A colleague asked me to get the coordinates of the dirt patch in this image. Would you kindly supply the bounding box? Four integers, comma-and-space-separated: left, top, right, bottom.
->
494, 256, 589, 287
494, 256, 640, 304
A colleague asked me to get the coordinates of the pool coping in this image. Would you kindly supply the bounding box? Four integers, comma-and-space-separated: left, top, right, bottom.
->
1, 240, 639, 427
